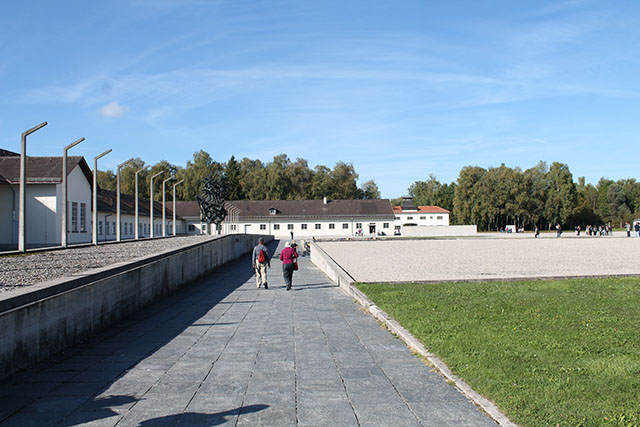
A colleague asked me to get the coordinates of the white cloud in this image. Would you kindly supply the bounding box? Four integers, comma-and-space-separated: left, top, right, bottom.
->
99, 101, 128, 118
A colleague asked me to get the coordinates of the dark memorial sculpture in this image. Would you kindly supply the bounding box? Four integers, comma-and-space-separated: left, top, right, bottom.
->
197, 171, 227, 232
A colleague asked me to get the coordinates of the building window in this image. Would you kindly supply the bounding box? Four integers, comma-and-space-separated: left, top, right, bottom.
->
230, 224, 236, 231
343, 223, 349, 229
99, 221, 103, 235
315, 224, 321, 230
437, 216, 443, 220
112, 222, 116, 235
288, 224, 294, 230
420, 216, 426, 220
80, 203, 87, 232
430, 216, 434, 219
356, 223, 362, 229
329, 224, 335, 229
188, 224, 196, 232
71, 202, 78, 232
301, 224, 307, 230
269, 208, 277, 215
407, 216, 413, 220
383, 223, 389, 228
274, 224, 280, 230
260, 224, 266, 230
395, 216, 400, 220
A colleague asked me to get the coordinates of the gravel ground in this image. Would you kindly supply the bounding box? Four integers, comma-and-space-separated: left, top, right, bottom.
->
318, 233, 640, 283
0, 235, 216, 292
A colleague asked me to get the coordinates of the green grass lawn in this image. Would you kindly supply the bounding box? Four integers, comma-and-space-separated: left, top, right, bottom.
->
356, 278, 640, 427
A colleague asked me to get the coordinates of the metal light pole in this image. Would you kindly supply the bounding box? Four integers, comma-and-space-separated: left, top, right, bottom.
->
134, 165, 150, 240
19, 121, 47, 252
149, 172, 163, 238
116, 158, 134, 242
172, 179, 184, 236
162, 176, 175, 237
93, 149, 112, 245
61, 137, 84, 248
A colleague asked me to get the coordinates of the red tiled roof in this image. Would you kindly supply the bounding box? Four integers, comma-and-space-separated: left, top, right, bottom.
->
392, 205, 450, 214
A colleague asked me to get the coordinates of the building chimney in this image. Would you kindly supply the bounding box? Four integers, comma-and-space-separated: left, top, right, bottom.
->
323, 196, 327, 204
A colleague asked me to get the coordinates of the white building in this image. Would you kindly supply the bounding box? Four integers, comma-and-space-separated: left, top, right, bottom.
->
0, 152, 93, 250
392, 196, 450, 235
174, 198, 397, 238
0, 151, 185, 250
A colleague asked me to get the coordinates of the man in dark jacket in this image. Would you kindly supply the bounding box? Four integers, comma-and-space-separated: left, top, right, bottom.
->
252, 238, 271, 289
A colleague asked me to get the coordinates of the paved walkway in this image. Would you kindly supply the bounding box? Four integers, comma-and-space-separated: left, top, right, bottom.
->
0, 240, 495, 426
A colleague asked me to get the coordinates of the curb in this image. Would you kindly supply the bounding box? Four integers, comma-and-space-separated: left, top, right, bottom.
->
311, 241, 516, 427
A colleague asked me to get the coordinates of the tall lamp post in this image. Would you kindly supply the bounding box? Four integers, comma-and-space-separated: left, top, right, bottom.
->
149, 172, 163, 238
116, 158, 134, 242
172, 179, 184, 236
134, 165, 150, 240
61, 137, 84, 248
93, 149, 112, 245
19, 121, 47, 252
162, 176, 175, 237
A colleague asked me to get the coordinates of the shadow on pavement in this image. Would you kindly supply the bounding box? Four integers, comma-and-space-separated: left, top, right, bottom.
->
0, 240, 279, 426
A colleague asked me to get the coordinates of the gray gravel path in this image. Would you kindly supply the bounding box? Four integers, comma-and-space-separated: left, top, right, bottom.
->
0, 236, 215, 292
318, 234, 640, 283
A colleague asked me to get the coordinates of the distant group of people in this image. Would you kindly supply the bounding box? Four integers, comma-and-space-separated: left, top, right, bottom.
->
625, 222, 640, 237
584, 224, 613, 236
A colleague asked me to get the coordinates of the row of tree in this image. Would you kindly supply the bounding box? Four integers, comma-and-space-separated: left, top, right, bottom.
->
98, 152, 639, 231
407, 162, 640, 231
97, 151, 381, 202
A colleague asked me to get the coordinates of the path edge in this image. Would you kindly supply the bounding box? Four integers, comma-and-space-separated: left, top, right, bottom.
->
310, 241, 517, 427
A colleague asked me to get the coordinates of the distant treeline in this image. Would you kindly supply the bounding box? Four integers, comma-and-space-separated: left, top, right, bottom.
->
98, 154, 639, 231
97, 151, 380, 203
403, 161, 640, 231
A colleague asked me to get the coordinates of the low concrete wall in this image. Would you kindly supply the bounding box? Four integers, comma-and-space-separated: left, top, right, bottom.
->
0, 234, 271, 380
400, 225, 477, 237
309, 241, 355, 292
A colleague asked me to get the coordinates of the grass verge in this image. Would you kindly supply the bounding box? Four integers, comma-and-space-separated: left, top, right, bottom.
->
355, 278, 640, 427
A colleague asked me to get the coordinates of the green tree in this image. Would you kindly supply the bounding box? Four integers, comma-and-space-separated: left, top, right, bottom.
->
286, 158, 313, 199
225, 155, 244, 200
97, 170, 116, 191
179, 151, 215, 201
311, 165, 333, 199
409, 174, 442, 206
330, 161, 359, 199
453, 166, 486, 228
544, 162, 577, 227
264, 154, 292, 200
359, 180, 381, 199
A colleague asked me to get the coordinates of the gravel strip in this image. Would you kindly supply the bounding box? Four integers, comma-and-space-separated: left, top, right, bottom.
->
318, 233, 640, 283
0, 235, 216, 292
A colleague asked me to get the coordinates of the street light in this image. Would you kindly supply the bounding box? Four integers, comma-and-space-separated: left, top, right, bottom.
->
162, 176, 175, 237
116, 158, 134, 242
61, 137, 84, 248
172, 179, 184, 236
135, 165, 150, 240
93, 149, 112, 245
19, 121, 48, 252
149, 172, 163, 238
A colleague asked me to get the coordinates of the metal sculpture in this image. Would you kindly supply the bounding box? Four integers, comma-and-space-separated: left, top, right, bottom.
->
197, 171, 228, 230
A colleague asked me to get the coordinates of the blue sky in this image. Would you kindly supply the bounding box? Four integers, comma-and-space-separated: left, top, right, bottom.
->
1, 0, 639, 198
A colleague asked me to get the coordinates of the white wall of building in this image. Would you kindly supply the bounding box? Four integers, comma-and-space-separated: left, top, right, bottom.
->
59, 166, 93, 246
222, 217, 395, 238
95, 212, 182, 242
393, 211, 449, 227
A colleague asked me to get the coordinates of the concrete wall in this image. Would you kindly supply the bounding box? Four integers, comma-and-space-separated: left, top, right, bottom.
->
0, 234, 271, 380
400, 225, 477, 237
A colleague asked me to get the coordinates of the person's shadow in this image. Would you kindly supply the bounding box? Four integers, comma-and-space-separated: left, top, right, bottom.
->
139, 404, 269, 426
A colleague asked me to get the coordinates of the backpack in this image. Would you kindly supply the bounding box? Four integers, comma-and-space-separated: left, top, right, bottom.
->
258, 249, 266, 264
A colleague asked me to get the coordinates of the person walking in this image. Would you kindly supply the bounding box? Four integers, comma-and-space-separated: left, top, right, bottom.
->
534, 225, 540, 238
626, 222, 631, 237
280, 241, 298, 291
252, 238, 270, 289
635, 222, 640, 237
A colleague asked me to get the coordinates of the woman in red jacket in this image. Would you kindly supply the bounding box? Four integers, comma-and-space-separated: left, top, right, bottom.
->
279, 241, 298, 291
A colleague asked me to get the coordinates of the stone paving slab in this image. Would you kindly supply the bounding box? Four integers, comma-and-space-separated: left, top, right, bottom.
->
0, 240, 497, 426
